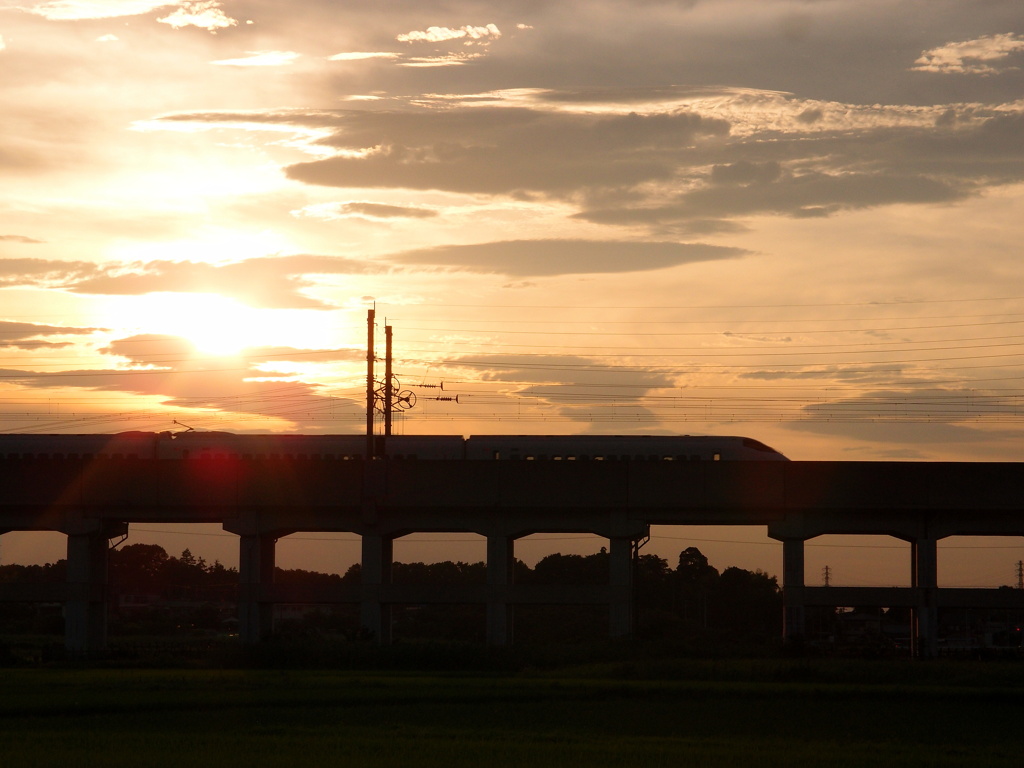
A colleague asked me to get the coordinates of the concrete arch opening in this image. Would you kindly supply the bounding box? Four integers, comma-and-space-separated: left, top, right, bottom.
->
936, 536, 1024, 653
389, 532, 487, 643
270, 532, 363, 639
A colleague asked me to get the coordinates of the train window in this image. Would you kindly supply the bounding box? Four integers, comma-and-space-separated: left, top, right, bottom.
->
553, 456, 563, 460
493, 450, 501, 460
713, 453, 721, 461
662, 456, 672, 461
567, 456, 577, 461
594, 455, 604, 460
525, 455, 535, 460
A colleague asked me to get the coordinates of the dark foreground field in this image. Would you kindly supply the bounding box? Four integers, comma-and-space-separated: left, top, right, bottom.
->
2, 659, 1022, 767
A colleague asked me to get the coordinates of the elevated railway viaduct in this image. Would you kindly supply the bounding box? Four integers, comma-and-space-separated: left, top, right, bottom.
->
2, 457, 1024, 657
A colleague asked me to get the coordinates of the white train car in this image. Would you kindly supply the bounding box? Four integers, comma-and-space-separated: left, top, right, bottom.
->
0, 432, 159, 460
463, 435, 788, 461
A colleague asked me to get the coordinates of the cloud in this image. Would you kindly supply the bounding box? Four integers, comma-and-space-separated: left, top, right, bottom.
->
398, 52, 484, 68
16, 0, 176, 20
0, 34, 5, 51
157, 0, 236, 31
0, 255, 393, 308
386, 239, 746, 276
327, 51, 400, 62
0, 234, 44, 243
99, 335, 363, 366
0, 257, 103, 287
0, 320, 105, 350
292, 201, 438, 221
212, 50, 299, 67
912, 34, 1024, 75
0, 334, 363, 426
442, 353, 677, 425
281, 107, 730, 196
173, 91, 1018, 235
396, 24, 501, 44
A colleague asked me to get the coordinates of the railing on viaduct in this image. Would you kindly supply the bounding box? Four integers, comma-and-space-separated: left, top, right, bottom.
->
2, 457, 1024, 657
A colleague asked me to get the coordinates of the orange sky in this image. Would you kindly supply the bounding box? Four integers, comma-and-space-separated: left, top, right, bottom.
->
2, 1, 1024, 583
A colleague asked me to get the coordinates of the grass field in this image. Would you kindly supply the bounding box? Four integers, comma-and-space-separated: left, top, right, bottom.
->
1, 658, 1022, 767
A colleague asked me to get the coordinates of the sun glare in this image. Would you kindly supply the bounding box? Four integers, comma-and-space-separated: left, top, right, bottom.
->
109, 294, 337, 359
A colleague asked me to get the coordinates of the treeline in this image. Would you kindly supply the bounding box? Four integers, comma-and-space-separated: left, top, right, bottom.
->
0, 544, 781, 644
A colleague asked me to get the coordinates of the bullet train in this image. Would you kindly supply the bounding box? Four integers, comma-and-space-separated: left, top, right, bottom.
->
0, 432, 788, 462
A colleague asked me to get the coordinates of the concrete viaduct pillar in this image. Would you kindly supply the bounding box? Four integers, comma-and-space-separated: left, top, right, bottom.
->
360, 533, 394, 643
609, 537, 634, 638
780, 538, 806, 643
62, 521, 127, 655
486, 534, 515, 646
912, 537, 939, 659
238, 533, 276, 643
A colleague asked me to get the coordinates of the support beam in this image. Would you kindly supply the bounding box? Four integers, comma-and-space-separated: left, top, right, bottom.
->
486, 535, 515, 646
608, 537, 634, 638
360, 533, 393, 643
912, 537, 939, 659
64, 528, 119, 655
781, 538, 806, 643
238, 534, 276, 643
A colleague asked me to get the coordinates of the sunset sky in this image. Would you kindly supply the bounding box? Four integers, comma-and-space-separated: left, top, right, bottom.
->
2, 0, 1024, 583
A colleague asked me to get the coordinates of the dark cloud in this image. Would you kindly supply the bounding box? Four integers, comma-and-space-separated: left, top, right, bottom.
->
277, 107, 729, 196
710, 161, 783, 186
387, 239, 746, 276
442, 352, 677, 424
0, 320, 104, 338
0, 258, 103, 287
0, 235, 44, 243
576, 111, 1024, 228
170, 96, 1024, 237
334, 202, 438, 219
0, 320, 105, 350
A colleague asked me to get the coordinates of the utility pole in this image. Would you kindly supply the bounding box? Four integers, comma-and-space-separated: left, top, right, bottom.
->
822, 565, 832, 587
365, 307, 375, 458
1017, 560, 1023, 590
384, 325, 394, 437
